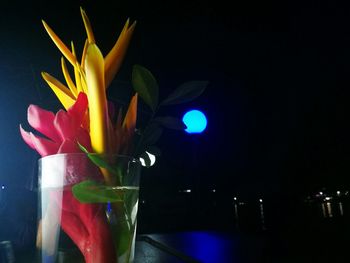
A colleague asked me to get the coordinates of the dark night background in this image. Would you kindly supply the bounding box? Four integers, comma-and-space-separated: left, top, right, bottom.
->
1, 0, 350, 261
2, 0, 350, 197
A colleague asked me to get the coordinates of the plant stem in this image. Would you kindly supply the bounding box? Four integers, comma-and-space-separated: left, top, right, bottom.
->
133, 106, 158, 156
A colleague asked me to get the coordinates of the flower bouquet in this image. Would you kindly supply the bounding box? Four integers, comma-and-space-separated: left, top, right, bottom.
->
19, 7, 207, 263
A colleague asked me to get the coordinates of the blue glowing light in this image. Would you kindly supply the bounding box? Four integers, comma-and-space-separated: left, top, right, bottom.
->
182, 110, 207, 134
1, 185, 4, 190
178, 232, 236, 262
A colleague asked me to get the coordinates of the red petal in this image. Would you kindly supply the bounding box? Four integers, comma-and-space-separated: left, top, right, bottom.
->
50, 190, 88, 252
76, 127, 92, 152
19, 125, 36, 150
67, 92, 88, 128
54, 110, 75, 141
60, 210, 88, 252
57, 139, 79, 153
27, 105, 61, 142
30, 132, 59, 157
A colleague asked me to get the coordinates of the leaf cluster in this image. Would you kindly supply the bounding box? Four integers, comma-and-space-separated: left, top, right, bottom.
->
131, 65, 208, 166
72, 65, 208, 204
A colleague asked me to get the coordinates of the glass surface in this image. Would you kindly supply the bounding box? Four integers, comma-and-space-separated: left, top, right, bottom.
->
37, 153, 141, 263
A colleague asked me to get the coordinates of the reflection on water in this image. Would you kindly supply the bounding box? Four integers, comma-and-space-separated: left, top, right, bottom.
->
259, 201, 266, 231
320, 201, 344, 218
232, 198, 266, 232
233, 202, 239, 229
321, 202, 327, 217
321, 202, 333, 218
230, 192, 348, 234
304, 190, 349, 220
138, 189, 350, 237
339, 202, 344, 216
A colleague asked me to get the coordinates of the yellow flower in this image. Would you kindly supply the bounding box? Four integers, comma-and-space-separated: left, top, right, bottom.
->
84, 43, 107, 153
41, 7, 137, 155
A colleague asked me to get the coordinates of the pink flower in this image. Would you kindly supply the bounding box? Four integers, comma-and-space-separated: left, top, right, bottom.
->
20, 92, 91, 156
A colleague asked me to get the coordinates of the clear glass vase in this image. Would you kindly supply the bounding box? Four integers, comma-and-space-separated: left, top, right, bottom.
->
37, 153, 141, 263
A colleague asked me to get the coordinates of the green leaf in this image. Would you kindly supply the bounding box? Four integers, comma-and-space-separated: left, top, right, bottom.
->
78, 143, 119, 175
146, 145, 162, 156
160, 81, 208, 106
72, 180, 123, 203
110, 215, 132, 256
153, 116, 186, 130
88, 154, 119, 174
132, 64, 159, 112
142, 124, 163, 146
78, 143, 89, 153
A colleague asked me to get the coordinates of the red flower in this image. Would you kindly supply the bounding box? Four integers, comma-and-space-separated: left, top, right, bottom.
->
20, 92, 116, 263
20, 92, 91, 156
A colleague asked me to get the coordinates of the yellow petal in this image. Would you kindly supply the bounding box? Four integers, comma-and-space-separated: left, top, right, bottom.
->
81, 39, 88, 69
61, 57, 78, 97
42, 20, 77, 66
84, 43, 107, 154
71, 42, 83, 94
80, 7, 95, 44
77, 64, 88, 94
104, 19, 136, 87
41, 72, 75, 110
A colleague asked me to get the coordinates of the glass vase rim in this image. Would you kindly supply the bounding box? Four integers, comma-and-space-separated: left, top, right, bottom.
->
38, 152, 140, 164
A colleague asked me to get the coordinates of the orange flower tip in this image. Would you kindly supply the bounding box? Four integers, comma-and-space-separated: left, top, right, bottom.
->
41, 20, 51, 31
124, 19, 136, 30
80, 6, 95, 44
130, 20, 137, 28
80, 7, 86, 22
70, 41, 76, 55
41, 71, 48, 78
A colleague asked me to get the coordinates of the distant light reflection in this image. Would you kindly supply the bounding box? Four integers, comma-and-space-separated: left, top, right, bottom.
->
259, 201, 266, 230
321, 202, 334, 218
321, 203, 327, 218
234, 202, 239, 229
179, 189, 192, 193
326, 202, 333, 217
339, 202, 344, 216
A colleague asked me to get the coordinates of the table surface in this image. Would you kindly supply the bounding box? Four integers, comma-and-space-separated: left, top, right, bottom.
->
135, 231, 237, 263
13, 231, 241, 263
11, 229, 349, 263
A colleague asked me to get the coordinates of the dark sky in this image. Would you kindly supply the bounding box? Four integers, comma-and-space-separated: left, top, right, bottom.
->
1, 0, 350, 198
